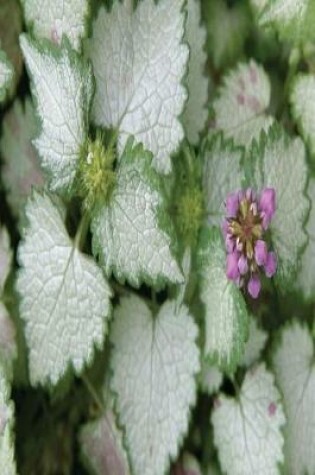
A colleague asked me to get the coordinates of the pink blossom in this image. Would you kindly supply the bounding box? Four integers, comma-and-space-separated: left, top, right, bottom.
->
222, 187, 277, 298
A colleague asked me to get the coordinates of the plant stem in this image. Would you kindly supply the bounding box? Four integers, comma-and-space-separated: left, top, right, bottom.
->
107, 128, 119, 152
183, 143, 195, 179
74, 211, 91, 251
151, 288, 157, 306
81, 373, 105, 413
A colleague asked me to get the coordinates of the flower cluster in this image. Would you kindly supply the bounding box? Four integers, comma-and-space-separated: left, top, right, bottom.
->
222, 188, 277, 298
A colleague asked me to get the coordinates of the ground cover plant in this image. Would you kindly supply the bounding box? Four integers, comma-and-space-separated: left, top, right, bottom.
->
0, 0, 315, 473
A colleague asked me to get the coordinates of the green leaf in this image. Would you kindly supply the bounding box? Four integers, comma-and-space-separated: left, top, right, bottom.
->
202, 134, 244, 227
0, 365, 17, 474
173, 453, 202, 475
260, 0, 307, 26
249, 0, 269, 19
259, 0, 315, 44
0, 99, 44, 218
16, 191, 112, 385
250, 124, 309, 288
206, 463, 222, 475
212, 363, 285, 475
80, 410, 131, 475
291, 74, 315, 161
241, 317, 267, 367
297, 178, 315, 300
0, 303, 16, 382
91, 139, 183, 288
20, 35, 93, 194
0, 50, 13, 103
213, 60, 274, 147
204, 0, 250, 70
0, 227, 12, 294
272, 322, 315, 475
0, 0, 23, 95
88, 0, 188, 174
110, 294, 199, 475
197, 226, 249, 373
199, 360, 223, 395
22, 0, 90, 51
182, 0, 208, 144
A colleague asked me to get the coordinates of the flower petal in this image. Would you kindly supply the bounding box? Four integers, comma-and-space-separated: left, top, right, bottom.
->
225, 235, 235, 253
259, 188, 276, 229
238, 255, 248, 275
265, 251, 277, 277
238, 190, 245, 202
248, 274, 261, 298
246, 188, 256, 201
225, 192, 239, 217
226, 252, 240, 281
222, 219, 229, 239
254, 240, 268, 266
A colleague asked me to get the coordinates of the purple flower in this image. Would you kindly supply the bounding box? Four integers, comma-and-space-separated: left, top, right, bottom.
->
238, 255, 248, 275
225, 236, 234, 253
259, 188, 276, 229
248, 274, 261, 299
222, 219, 229, 239
226, 192, 240, 218
246, 188, 256, 201
222, 220, 234, 252
222, 187, 277, 298
226, 252, 240, 281
265, 252, 277, 277
254, 240, 267, 266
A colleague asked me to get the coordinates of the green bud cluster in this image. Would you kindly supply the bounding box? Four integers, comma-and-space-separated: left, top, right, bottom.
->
77, 133, 116, 209
177, 186, 204, 246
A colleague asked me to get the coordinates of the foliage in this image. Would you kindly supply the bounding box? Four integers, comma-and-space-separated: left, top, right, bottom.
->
0, 0, 315, 473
